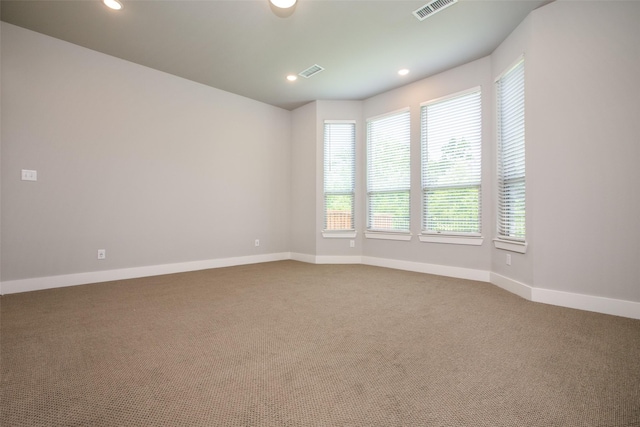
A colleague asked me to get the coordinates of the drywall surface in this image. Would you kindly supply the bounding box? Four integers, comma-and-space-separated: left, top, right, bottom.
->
527, 2, 640, 301
1, 23, 291, 282
290, 101, 317, 256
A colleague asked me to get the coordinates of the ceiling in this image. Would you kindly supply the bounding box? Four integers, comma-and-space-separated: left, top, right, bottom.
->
0, 0, 550, 110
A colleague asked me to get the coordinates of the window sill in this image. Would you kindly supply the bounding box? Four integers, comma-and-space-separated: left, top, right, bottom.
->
365, 231, 412, 241
493, 238, 527, 254
322, 230, 357, 239
419, 234, 483, 246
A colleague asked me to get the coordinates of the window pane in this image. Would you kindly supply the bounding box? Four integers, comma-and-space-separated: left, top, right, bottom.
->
498, 178, 525, 239
421, 89, 481, 234
497, 59, 525, 241
325, 193, 354, 230
324, 121, 355, 231
424, 186, 480, 233
366, 110, 411, 232
368, 192, 410, 231
367, 113, 411, 192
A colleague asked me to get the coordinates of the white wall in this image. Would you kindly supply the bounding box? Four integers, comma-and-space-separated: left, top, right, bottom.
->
290, 101, 317, 257
527, 1, 640, 301
1, 23, 292, 283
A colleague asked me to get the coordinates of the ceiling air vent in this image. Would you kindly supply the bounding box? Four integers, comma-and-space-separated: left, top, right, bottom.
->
298, 64, 325, 79
413, 0, 457, 21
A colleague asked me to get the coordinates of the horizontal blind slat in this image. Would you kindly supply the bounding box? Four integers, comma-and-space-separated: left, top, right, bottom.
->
367, 110, 411, 231
421, 89, 482, 234
497, 59, 526, 240
324, 122, 355, 230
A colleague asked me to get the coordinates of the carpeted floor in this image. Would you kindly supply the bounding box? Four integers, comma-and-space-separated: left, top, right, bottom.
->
1, 261, 639, 426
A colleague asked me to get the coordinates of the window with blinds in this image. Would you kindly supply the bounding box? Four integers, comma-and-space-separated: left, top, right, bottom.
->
496, 58, 525, 241
421, 88, 482, 235
324, 121, 356, 231
366, 109, 411, 232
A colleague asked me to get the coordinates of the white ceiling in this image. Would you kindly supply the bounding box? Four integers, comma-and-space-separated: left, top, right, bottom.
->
0, 0, 550, 110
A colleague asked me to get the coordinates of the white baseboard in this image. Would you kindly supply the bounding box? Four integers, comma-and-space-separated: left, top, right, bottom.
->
3, 253, 638, 320
490, 272, 533, 300
532, 287, 640, 320
315, 255, 362, 265
290, 252, 317, 264
362, 256, 491, 282
0, 252, 291, 295
490, 272, 640, 320
292, 254, 488, 282
289, 254, 363, 265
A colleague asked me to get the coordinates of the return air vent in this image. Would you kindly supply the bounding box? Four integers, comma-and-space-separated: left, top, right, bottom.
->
298, 64, 325, 79
413, 0, 457, 21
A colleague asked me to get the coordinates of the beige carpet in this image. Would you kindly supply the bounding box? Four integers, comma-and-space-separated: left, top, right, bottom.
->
1, 261, 639, 426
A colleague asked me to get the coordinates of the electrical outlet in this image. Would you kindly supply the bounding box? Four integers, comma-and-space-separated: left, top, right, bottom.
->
255, 239, 260, 247
98, 249, 106, 260
21, 169, 38, 181
506, 254, 511, 266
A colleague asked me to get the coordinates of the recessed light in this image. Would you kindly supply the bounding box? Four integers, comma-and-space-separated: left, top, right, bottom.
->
103, 0, 123, 10
398, 69, 410, 76
270, 0, 297, 9
286, 75, 298, 82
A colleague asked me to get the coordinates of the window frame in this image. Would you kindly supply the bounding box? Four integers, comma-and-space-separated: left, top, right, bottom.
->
365, 108, 412, 241
322, 120, 357, 239
419, 87, 483, 246
494, 56, 527, 253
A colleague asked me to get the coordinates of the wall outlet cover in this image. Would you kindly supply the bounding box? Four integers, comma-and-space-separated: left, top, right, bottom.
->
21, 169, 38, 181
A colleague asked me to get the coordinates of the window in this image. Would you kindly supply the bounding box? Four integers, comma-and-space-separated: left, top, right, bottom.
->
366, 109, 411, 235
496, 58, 526, 248
323, 120, 355, 233
421, 88, 482, 239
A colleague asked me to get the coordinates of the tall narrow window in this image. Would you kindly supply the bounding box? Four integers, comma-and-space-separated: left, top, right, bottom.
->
366, 109, 411, 233
496, 58, 525, 243
324, 120, 355, 231
421, 88, 482, 236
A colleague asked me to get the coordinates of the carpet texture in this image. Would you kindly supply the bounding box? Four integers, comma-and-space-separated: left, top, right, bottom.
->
1, 261, 639, 426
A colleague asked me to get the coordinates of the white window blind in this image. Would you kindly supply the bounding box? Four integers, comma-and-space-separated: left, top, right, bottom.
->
497, 58, 525, 241
421, 89, 482, 234
366, 110, 411, 232
324, 121, 355, 231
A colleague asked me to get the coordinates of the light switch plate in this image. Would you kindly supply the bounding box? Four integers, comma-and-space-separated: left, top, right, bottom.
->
21, 169, 38, 181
